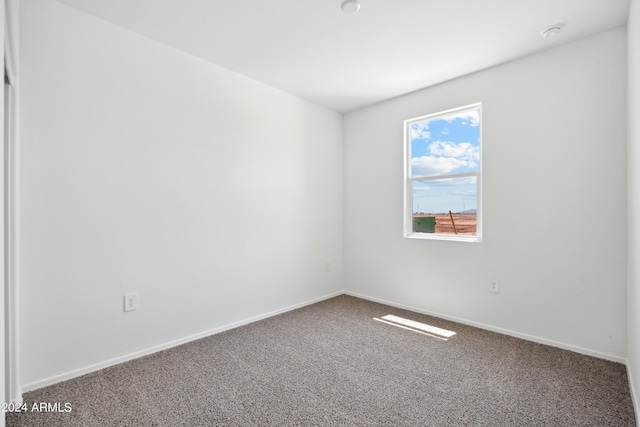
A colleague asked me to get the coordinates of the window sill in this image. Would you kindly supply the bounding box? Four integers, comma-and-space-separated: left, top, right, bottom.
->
405, 233, 482, 243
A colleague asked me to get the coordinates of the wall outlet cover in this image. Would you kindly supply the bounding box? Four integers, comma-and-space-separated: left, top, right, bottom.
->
490, 280, 500, 293
124, 293, 139, 312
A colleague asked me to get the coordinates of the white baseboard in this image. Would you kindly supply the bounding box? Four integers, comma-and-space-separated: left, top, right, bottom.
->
627, 361, 640, 422
345, 291, 627, 364
8, 395, 23, 405
22, 291, 344, 393
21, 290, 629, 394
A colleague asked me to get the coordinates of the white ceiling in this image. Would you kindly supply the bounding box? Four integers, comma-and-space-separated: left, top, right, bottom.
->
55, 0, 630, 113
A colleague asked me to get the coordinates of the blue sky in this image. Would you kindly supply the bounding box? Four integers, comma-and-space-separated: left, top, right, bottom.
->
409, 108, 480, 214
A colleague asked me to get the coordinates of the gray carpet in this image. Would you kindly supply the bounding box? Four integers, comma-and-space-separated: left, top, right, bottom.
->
6, 295, 636, 426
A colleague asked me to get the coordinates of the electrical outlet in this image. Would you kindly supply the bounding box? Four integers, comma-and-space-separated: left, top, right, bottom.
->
325, 260, 331, 272
124, 293, 139, 312
490, 280, 500, 293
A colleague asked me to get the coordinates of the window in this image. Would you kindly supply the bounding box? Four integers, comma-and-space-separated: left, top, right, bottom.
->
404, 103, 481, 242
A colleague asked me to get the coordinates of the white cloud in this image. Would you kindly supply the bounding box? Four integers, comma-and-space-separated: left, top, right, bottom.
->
428, 176, 478, 186
445, 109, 480, 127
410, 123, 430, 140
411, 155, 473, 176
429, 141, 479, 167
449, 189, 477, 197
413, 185, 431, 193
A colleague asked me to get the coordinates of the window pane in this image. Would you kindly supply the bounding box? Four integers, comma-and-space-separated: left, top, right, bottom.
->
412, 176, 477, 235
410, 108, 480, 177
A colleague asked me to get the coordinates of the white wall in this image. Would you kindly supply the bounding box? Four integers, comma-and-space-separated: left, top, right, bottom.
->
344, 28, 628, 360
1, 0, 6, 422
627, 0, 640, 415
4, 0, 19, 407
16, 0, 632, 399
19, 0, 343, 389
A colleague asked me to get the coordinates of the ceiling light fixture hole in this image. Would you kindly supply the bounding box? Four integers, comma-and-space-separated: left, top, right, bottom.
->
541, 25, 562, 39
341, 0, 361, 14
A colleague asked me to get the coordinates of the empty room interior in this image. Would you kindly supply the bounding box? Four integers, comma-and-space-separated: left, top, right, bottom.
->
2, 0, 640, 425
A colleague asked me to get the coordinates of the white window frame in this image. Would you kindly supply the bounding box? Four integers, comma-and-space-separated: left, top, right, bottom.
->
403, 103, 482, 242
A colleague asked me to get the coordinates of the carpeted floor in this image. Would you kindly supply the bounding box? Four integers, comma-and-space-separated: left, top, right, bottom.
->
6, 295, 636, 426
